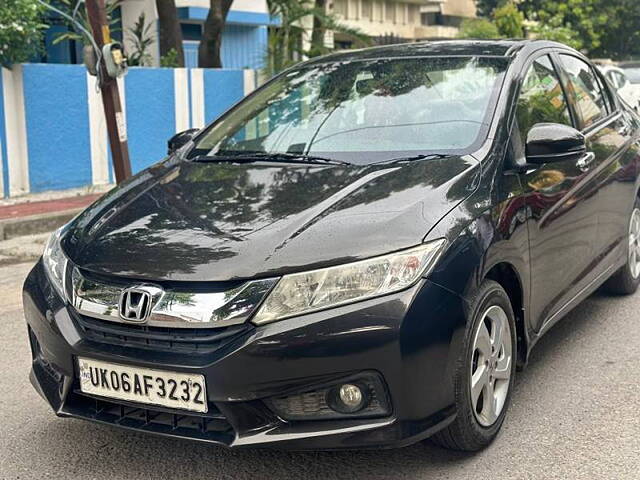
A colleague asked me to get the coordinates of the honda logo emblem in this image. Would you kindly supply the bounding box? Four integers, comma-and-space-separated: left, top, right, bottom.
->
118, 286, 160, 323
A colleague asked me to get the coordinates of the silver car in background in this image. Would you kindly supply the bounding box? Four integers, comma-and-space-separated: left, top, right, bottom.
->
598, 64, 640, 110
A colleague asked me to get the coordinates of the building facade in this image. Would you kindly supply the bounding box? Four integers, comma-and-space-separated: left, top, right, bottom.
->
329, 0, 476, 45
41, 0, 275, 69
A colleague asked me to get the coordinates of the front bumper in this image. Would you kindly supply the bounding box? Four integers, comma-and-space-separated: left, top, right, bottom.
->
23, 260, 466, 450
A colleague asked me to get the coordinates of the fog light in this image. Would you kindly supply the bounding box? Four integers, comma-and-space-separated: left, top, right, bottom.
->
267, 372, 390, 421
327, 382, 371, 414
340, 384, 362, 406
332, 383, 366, 413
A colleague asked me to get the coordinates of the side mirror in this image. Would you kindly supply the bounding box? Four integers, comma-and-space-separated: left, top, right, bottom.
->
526, 123, 586, 164
168, 128, 199, 154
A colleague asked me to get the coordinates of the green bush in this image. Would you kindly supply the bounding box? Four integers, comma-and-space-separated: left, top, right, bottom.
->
493, 1, 525, 38
457, 18, 501, 39
0, 0, 46, 67
160, 48, 180, 68
526, 14, 583, 50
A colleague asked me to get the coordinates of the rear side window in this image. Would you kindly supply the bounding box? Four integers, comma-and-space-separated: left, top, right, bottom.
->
516, 55, 572, 141
559, 54, 609, 129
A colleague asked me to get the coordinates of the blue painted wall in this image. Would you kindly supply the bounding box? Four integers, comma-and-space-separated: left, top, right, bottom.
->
22, 64, 92, 192
222, 25, 267, 69
124, 67, 176, 173
203, 69, 244, 123
1, 64, 253, 196
183, 42, 199, 69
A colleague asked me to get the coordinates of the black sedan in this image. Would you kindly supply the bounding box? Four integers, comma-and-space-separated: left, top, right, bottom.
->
23, 40, 640, 451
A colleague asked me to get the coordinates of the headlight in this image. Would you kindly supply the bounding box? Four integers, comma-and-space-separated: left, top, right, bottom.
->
252, 239, 446, 325
43, 226, 69, 300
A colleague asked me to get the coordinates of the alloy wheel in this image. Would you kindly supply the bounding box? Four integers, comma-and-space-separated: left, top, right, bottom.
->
628, 208, 640, 280
470, 305, 513, 427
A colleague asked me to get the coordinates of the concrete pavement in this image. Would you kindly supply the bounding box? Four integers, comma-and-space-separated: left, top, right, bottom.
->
1, 261, 638, 480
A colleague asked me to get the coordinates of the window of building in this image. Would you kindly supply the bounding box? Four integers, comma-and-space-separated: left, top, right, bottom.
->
385, 1, 396, 23
372, 0, 383, 21
348, 0, 359, 19
408, 4, 420, 24
399, 3, 407, 24
516, 55, 572, 141
362, 0, 373, 19
559, 54, 609, 129
334, 0, 348, 17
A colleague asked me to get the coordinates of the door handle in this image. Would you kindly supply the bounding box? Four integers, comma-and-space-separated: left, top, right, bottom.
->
576, 151, 596, 172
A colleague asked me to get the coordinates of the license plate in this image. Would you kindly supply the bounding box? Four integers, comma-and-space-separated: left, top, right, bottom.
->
78, 357, 208, 413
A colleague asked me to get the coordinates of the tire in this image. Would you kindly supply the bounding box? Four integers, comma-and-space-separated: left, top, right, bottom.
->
603, 200, 640, 295
431, 280, 517, 451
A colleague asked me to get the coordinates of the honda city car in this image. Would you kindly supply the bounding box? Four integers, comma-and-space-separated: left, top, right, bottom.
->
23, 40, 640, 451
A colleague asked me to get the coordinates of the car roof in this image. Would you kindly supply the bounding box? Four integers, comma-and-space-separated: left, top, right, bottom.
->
302, 39, 572, 66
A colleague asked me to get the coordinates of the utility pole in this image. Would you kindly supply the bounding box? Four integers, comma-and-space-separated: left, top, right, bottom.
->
85, 0, 132, 183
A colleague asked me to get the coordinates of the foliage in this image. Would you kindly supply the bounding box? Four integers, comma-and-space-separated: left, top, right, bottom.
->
160, 48, 180, 67
155, 0, 184, 67
51, 0, 122, 47
520, 0, 609, 54
126, 12, 154, 66
493, 1, 524, 38
265, 0, 370, 76
476, 0, 506, 17
0, 0, 47, 67
524, 14, 583, 50
457, 18, 501, 40
594, 0, 640, 59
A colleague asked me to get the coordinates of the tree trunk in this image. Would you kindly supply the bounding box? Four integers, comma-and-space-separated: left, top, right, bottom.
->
198, 0, 233, 68
310, 0, 326, 57
155, 0, 185, 67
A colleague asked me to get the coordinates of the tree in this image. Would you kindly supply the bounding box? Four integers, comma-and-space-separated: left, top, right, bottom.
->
198, 0, 233, 68
595, 0, 640, 59
476, 0, 505, 17
0, 0, 46, 67
457, 18, 501, 40
266, 0, 369, 76
493, 1, 524, 38
310, 0, 327, 57
51, 0, 121, 48
525, 14, 583, 50
155, 0, 184, 67
520, 0, 610, 54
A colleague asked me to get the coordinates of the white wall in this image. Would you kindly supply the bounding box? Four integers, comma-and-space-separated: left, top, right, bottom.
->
120, 0, 161, 66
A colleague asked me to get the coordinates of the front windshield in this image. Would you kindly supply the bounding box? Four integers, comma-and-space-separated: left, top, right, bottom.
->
191, 56, 508, 164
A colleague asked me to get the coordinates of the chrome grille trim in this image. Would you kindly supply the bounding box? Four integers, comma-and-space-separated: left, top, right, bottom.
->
70, 267, 277, 329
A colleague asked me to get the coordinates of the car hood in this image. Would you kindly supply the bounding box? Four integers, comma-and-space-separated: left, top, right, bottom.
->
64, 156, 479, 282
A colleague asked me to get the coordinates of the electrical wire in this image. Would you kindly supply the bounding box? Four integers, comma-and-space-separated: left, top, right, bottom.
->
36, 0, 104, 91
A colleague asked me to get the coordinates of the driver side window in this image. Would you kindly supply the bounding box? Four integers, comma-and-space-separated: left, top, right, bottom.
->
516, 55, 572, 142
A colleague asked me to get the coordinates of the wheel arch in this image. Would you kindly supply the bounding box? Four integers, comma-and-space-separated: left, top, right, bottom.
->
484, 262, 529, 368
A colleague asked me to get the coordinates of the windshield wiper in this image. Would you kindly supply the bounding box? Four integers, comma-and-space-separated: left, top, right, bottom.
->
374, 153, 453, 165
193, 151, 352, 166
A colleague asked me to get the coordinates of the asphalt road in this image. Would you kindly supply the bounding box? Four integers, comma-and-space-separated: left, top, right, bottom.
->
1, 261, 638, 480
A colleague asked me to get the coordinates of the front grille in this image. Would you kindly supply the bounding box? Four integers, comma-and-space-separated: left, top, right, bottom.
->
71, 311, 253, 354
64, 391, 235, 444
